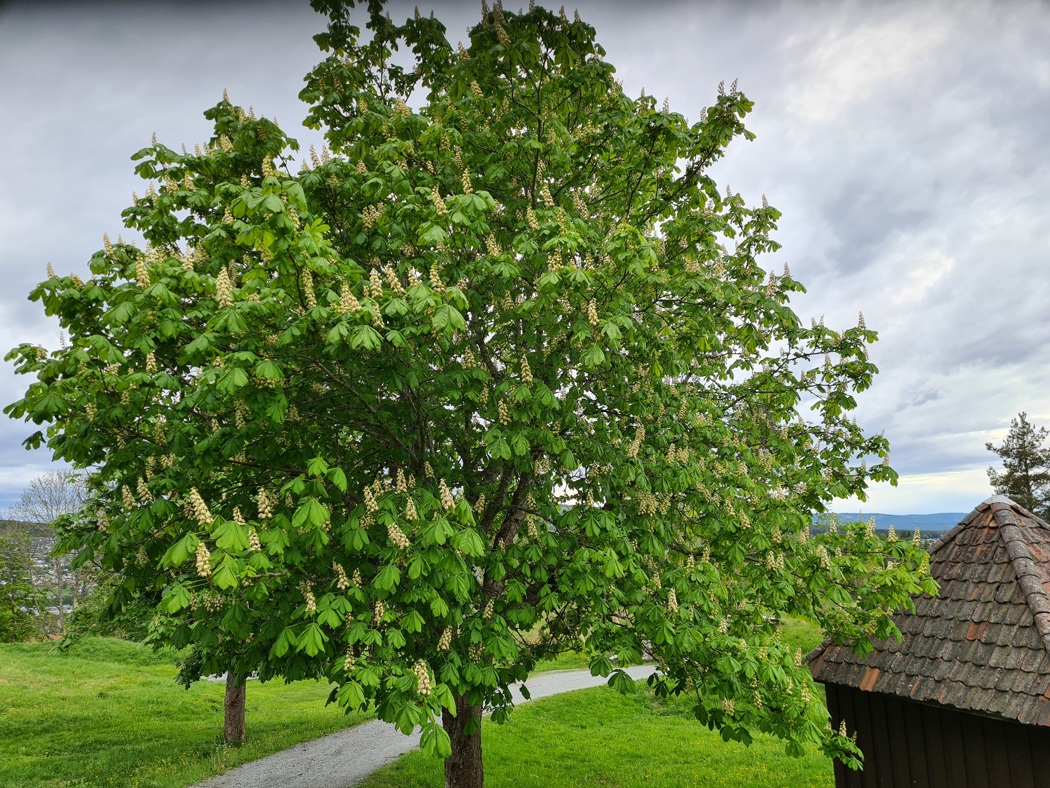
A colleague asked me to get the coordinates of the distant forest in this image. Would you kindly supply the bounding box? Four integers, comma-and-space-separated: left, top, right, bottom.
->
0, 519, 53, 538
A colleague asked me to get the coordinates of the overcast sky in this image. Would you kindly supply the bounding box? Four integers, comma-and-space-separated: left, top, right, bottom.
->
1, 0, 1048, 515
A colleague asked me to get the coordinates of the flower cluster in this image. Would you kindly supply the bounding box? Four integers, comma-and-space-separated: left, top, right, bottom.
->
432, 186, 448, 216
498, 399, 511, 426
188, 488, 212, 525
667, 588, 678, 615
361, 204, 382, 230
122, 485, 137, 511
526, 206, 539, 230
364, 486, 379, 514
428, 264, 446, 293
257, 487, 275, 520
195, 540, 212, 578
216, 268, 233, 308
413, 661, 432, 696
136, 477, 152, 502
817, 544, 831, 569
439, 479, 455, 510
135, 258, 151, 288
438, 626, 452, 652
333, 562, 350, 590
302, 269, 317, 309
339, 282, 361, 313
626, 426, 645, 459
374, 599, 386, 620
586, 298, 599, 327
387, 522, 410, 550
344, 648, 355, 672
248, 526, 262, 552
520, 356, 532, 384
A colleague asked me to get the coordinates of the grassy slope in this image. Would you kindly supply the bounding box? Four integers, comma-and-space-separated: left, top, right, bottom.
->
0, 638, 367, 788
362, 617, 832, 788
1, 619, 830, 787
361, 683, 834, 788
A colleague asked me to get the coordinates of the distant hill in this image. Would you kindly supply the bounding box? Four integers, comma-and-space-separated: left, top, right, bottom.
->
0, 519, 53, 538
830, 512, 967, 533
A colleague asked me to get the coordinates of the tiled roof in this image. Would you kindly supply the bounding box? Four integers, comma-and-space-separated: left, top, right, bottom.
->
809, 496, 1050, 726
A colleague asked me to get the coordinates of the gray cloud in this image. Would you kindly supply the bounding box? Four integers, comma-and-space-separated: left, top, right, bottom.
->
2, 0, 1049, 513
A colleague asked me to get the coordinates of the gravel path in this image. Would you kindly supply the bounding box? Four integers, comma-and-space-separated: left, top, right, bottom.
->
193, 665, 657, 788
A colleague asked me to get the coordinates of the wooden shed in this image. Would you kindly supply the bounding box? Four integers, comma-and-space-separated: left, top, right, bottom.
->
808, 495, 1050, 788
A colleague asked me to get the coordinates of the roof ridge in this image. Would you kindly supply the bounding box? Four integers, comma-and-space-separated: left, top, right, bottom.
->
992, 501, 1050, 655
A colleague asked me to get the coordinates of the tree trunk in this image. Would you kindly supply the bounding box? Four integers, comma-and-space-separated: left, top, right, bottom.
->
53, 558, 66, 631
224, 670, 247, 744
442, 694, 484, 788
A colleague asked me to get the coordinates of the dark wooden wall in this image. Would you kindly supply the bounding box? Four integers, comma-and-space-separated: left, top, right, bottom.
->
824, 683, 1050, 788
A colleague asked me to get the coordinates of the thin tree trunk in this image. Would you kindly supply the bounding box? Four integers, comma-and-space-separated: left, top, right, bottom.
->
224, 670, 247, 744
53, 558, 66, 630
442, 694, 484, 788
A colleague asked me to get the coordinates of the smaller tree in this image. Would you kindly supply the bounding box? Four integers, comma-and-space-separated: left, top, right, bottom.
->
10, 471, 89, 630
986, 412, 1050, 518
0, 529, 44, 642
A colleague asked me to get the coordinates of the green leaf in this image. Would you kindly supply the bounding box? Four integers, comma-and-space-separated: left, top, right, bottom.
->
336, 680, 366, 710
433, 683, 456, 713
271, 627, 297, 658
213, 520, 250, 552
418, 222, 447, 246
420, 722, 452, 759
292, 498, 329, 529
164, 583, 191, 613
349, 325, 382, 351
327, 466, 348, 492
297, 623, 327, 657
432, 304, 466, 334
160, 533, 198, 568
452, 529, 485, 558
217, 367, 249, 393
374, 564, 401, 593
306, 456, 329, 477
212, 555, 239, 590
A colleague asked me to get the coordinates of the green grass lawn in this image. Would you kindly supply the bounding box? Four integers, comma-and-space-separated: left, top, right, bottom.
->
362, 617, 834, 788
360, 681, 835, 788
0, 618, 830, 787
0, 638, 368, 788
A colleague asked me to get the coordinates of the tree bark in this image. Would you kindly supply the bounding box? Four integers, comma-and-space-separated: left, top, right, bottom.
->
224, 670, 247, 744
443, 694, 484, 788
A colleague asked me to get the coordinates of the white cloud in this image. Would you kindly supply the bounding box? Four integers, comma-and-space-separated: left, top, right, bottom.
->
783, 7, 952, 125
837, 467, 991, 514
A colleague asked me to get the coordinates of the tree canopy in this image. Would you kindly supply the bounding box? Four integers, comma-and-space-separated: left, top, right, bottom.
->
987, 411, 1050, 519
6, 2, 934, 783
